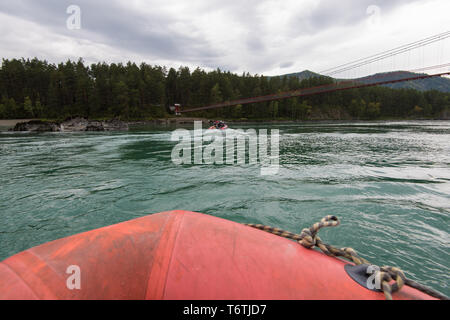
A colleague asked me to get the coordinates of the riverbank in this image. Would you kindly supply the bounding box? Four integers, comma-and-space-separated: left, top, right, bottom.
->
3, 118, 129, 132
1, 116, 449, 131
0, 118, 207, 131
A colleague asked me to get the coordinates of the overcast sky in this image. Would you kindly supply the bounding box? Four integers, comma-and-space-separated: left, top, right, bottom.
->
0, 0, 449, 77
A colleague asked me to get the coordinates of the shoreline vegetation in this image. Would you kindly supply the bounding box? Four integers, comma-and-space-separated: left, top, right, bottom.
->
0, 58, 449, 126
2, 116, 449, 133
8, 117, 129, 132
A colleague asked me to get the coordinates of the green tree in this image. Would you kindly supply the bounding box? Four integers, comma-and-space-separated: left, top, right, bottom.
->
1, 58, 449, 121
366, 102, 381, 119
111, 81, 130, 118
7, 98, 19, 118
349, 99, 367, 118
0, 102, 5, 119
178, 67, 191, 106
298, 100, 312, 120
35, 97, 44, 118
269, 101, 279, 118
233, 104, 243, 119
210, 83, 223, 104
166, 68, 178, 107
23, 96, 33, 118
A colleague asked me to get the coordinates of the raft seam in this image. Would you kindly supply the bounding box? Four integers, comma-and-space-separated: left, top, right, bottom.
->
144, 210, 185, 299
161, 211, 186, 299
142, 213, 172, 300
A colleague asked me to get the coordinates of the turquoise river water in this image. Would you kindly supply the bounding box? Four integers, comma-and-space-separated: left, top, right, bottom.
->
0, 121, 449, 296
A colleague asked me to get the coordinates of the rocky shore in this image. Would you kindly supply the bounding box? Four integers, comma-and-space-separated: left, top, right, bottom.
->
11, 118, 129, 132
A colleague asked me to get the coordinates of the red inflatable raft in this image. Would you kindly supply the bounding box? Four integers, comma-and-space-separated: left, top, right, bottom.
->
0, 210, 436, 300
208, 125, 228, 130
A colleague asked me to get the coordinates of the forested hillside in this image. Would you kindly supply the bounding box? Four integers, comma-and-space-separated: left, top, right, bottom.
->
1, 58, 449, 120
357, 71, 450, 92
279, 70, 450, 93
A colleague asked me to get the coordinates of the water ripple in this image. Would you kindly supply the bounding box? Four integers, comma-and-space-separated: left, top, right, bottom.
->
0, 121, 449, 296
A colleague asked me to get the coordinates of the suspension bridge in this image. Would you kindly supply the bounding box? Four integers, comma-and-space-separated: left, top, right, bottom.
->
177, 31, 450, 114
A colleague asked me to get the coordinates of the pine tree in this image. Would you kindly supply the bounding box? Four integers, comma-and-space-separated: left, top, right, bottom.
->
210, 83, 222, 104
0, 102, 5, 119
47, 80, 59, 118
35, 97, 44, 118
7, 98, 19, 119
0, 58, 449, 121
166, 68, 178, 107
23, 96, 33, 118
112, 81, 130, 118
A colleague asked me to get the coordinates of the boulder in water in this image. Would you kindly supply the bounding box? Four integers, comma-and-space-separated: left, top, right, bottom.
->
12, 120, 61, 132
12, 118, 129, 132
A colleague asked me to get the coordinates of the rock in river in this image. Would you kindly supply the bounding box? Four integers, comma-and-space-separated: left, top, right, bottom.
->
12, 118, 129, 132
12, 120, 61, 132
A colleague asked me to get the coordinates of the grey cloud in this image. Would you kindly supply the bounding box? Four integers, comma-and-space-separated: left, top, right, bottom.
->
0, 0, 438, 75
287, 0, 423, 36
280, 61, 294, 69
0, 0, 221, 63
246, 34, 265, 52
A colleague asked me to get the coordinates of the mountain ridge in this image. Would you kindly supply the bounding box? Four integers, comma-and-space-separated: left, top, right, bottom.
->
274, 70, 450, 92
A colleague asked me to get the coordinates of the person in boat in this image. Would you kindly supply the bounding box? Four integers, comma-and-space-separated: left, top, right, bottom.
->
209, 120, 226, 129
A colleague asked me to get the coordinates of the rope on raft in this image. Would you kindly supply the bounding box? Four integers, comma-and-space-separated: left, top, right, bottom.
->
245, 215, 448, 300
